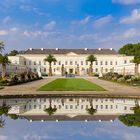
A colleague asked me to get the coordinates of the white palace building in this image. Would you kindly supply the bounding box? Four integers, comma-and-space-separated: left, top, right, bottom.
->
7, 48, 140, 76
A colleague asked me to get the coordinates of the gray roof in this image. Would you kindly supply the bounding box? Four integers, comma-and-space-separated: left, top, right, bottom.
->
22, 115, 118, 121
23, 48, 118, 55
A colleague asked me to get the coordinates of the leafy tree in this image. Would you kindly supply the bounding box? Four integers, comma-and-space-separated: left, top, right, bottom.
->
0, 104, 11, 115
119, 105, 140, 127
119, 43, 140, 76
86, 98, 97, 115
86, 55, 97, 76
0, 55, 11, 78
8, 114, 19, 120
132, 55, 140, 76
0, 42, 4, 54
44, 54, 57, 76
44, 98, 57, 116
0, 116, 5, 128
86, 106, 97, 115
119, 43, 140, 56
8, 50, 18, 56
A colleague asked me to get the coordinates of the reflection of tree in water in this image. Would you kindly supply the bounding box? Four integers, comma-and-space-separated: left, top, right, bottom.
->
44, 98, 57, 116
0, 116, 5, 128
119, 105, 140, 127
86, 98, 97, 115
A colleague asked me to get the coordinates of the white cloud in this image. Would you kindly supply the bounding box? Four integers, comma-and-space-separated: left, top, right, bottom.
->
0, 30, 8, 36
71, 16, 91, 25
93, 15, 113, 28
10, 27, 19, 32
2, 16, 11, 23
0, 135, 7, 140
122, 28, 139, 38
112, 0, 140, 5
44, 21, 56, 30
120, 9, 140, 24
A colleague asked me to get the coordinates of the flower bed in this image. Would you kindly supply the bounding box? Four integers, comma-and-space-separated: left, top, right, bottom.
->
100, 72, 140, 86
0, 72, 43, 86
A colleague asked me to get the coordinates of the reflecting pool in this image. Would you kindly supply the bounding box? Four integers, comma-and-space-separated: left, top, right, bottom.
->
0, 97, 140, 140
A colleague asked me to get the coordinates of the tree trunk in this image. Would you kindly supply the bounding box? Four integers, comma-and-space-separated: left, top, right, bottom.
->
49, 63, 52, 76
89, 62, 93, 76
2, 64, 6, 79
135, 64, 139, 77
61, 64, 64, 76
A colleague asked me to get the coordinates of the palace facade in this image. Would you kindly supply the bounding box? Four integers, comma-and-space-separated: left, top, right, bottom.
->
7, 48, 139, 76
1, 97, 138, 121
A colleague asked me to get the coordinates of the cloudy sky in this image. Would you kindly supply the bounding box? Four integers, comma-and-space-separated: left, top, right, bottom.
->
0, 0, 140, 52
0, 118, 140, 140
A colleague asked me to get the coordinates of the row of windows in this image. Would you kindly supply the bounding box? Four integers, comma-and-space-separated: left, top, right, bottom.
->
30, 67, 115, 73
25, 60, 130, 66
25, 104, 129, 110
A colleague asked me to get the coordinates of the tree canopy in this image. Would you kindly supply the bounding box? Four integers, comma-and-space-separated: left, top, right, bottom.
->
44, 54, 57, 64
119, 105, 140, 127
86, 55, 97, 64
0, 42, 4, 53
8, 50, 19, 56
0, 55, 11, 65
119, 43, 140, 56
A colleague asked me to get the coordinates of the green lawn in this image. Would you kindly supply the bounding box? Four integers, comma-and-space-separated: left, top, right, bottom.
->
38, 78, 105, 91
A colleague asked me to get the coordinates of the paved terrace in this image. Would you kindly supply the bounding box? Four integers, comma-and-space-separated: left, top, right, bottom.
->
0, 77, 140, 98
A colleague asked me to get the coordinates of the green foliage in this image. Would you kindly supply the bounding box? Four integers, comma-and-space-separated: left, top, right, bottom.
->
0, 55, 11, 65
8, 50, 18, 56
44, 106, 57, 116
44, 54, 57, 64
8, 114, 19, 120
0, 117, 5, 128
119, 43, 140, 56
132, 55, 140, 65
86, 106, 97, 115
0, 104, 11, 115
86, 55, 97, 64
0, 42, 4, 53
119, 105, 140, 127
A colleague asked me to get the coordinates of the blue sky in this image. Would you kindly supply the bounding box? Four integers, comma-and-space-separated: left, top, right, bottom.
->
0, 118, 140, 140
0, 0, 140, 52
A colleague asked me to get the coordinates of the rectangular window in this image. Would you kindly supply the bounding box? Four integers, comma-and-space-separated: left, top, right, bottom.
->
65, 61, 67, 65
29, 61, 31, 65
75, 61, 77, 65
34, 61, 36, 65
86, 61, 88, 65
58, 61, 61, 65
54, 62, 56, 65
124, 60, 127, 64
70, 61, 73, 65
81, 61, 83, 65
39, 61, 41, 65
110, 61, 113, 65
96, 61, 98, 65
105, 61, 108, 65
100, 61, 103, 65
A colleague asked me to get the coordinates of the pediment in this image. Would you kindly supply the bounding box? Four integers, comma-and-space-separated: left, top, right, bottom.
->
66, 52, 78, 56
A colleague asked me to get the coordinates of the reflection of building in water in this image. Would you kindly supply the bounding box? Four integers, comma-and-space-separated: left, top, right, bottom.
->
0, 98, 139, 121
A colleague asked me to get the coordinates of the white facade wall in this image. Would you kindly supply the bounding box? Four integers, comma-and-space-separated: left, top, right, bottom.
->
3, 98, 138, 116
8, 53, 138, 76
